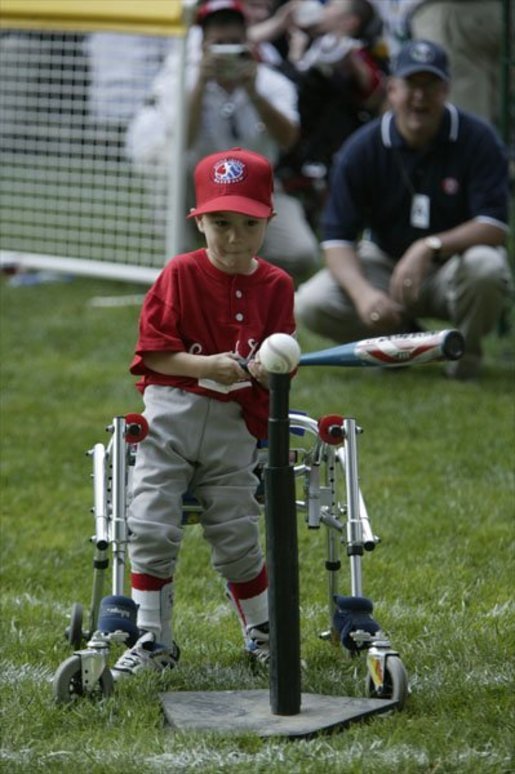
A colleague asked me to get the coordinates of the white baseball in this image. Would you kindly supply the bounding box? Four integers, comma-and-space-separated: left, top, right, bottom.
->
259, 333, 301, 374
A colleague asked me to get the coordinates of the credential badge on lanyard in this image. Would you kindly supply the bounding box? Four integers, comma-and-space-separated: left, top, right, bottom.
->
410, 193, 430, 229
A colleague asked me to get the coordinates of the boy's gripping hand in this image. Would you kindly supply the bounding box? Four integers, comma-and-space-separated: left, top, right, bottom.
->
201, 352, 249, 385
142, 350, 267, 389
247, 352, 269, 389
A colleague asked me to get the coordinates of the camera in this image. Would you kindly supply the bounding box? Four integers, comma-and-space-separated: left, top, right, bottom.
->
208, 44, 252, 79
208, 44, 251, 59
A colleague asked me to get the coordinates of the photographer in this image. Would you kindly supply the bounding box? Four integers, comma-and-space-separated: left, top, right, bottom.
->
126, 0, 319, 282
187, 2, 297, 161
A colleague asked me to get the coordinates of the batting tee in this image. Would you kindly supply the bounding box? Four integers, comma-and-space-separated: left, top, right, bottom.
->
0, 0, 195, 282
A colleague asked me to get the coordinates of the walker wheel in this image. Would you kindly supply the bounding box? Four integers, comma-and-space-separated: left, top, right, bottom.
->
65, 602, 84, 649
124, 413, 149, 443
318, 415, 345, 445
53, 655, 114, 704
365, 654, 409, 710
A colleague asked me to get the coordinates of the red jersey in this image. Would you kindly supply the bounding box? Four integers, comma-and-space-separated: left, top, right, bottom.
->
130, 249, 296, 439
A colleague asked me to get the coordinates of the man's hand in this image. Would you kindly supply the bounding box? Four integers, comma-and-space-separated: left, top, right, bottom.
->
143, 350, 250, 383
355, 287, 405, 331
390, 239, 433, 306
203, 47, 258, 91
325, 243, 404, 332
197, 48, 220, 87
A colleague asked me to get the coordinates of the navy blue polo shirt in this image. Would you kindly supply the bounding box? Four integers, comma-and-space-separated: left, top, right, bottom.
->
322, 105, 509, 259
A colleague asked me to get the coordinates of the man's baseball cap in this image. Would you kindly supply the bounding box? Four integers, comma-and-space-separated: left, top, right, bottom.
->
393, 40, 450, 81
196, 0, 246, 25
188, 148, 274, 219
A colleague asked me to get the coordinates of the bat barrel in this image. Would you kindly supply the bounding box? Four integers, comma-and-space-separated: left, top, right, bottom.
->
299, 329, 465, 368
441, 329, 465, 360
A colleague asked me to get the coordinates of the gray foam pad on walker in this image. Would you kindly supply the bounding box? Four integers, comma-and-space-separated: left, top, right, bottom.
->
161, 689, 396, 738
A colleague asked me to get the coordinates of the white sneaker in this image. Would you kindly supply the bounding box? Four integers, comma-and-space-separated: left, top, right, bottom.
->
111, 631, 180, 680
245, 622, 270, 664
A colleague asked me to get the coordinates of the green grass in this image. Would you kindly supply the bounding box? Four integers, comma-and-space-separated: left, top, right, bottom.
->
1, 276, 514, 773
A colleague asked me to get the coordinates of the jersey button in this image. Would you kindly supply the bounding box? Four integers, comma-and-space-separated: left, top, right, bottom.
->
235, 290, 243, 298
235, 313, 244, 321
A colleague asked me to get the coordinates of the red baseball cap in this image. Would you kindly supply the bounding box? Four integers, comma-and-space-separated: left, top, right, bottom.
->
188, 148, 275, 219
196, 0, 246, 25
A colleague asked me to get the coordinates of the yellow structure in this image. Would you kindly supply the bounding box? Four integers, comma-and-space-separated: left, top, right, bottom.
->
0, 0, 188, 35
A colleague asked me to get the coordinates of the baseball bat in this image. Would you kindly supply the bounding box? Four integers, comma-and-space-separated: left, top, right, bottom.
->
299, 329, 465, 368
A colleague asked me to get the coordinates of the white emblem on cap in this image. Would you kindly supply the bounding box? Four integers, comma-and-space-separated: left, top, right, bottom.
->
213, 159, 246, 184
411, 42, 435, 64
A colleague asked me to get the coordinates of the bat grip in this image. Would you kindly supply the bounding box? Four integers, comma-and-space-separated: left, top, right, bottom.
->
235, 355, 250, 373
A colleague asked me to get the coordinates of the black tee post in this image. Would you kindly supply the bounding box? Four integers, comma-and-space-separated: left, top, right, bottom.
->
264, 372, 301, 715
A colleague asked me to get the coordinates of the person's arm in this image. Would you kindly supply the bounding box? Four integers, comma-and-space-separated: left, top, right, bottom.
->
143, 351, 248, 385
247, 90, 299, 150
247, 0, 300, 44
322, 127, 405, 329
390, 220, 506, 304
241, 67, 299, 150
186, 51, 216, 148
187, 78, 205, 148
324, 243, 404, 330
432, 219, 506, 253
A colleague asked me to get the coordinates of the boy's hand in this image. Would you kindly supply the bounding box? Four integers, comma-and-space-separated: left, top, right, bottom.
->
201, 352, 249, 385
247, 353, 269, 389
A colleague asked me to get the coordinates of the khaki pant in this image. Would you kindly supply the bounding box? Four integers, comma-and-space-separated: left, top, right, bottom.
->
128, 386, 263, 583
295, 240, 512, 359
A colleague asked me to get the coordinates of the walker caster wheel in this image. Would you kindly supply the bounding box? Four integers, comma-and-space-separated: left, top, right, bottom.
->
65, 603, 84, 649
124, 413, 148, 443
365, 655, 409, 710
53, 655, 114, 704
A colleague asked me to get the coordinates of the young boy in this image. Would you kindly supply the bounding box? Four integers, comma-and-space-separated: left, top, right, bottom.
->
112, 148, 296, 679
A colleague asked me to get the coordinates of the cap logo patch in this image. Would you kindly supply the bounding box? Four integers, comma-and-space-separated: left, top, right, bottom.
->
212, 158, 246, 185
411, 42, 435, 64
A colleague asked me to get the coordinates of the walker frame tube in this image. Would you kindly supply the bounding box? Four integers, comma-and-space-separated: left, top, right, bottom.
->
110, 417, 129, 596
56, 410, 409, 707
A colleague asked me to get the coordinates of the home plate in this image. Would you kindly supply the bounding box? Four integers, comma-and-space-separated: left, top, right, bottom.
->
161, 690, 396, 738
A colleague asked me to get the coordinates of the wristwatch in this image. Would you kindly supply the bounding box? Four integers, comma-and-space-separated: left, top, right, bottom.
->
424, 235, 444, 264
